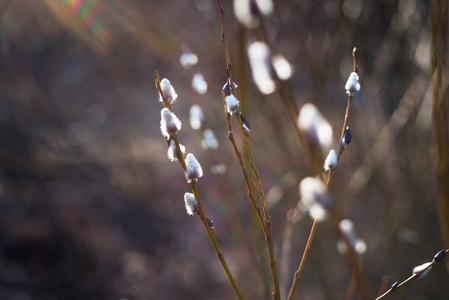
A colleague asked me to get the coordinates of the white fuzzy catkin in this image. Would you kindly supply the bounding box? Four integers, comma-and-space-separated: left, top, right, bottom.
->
345, 72, 361, 95
192, 73, 207, 95
159, 78, 178, 104
184, 192, 198, 216
248, 41, 276, 95
185, 153, 203, 183
355, 240, 368, 254
225, 94, 240, 115
234, 0, 273, 28
336, 240, 367, 254
324, 149, 338, 171
299, 177, 331, 222
160, 108, 182, 139
167, 140, 186, 162
272, 54, 294, 80
211, 162, 227, 175
413, 262, 433, 279
180, 49, 198, 69
339, 219, 367, 254
189, 104, 204, 130
201, 129, 219, 149
298, 103, 333, 149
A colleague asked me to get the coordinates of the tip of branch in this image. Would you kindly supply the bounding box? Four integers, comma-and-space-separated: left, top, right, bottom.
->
352, 47, 359, 73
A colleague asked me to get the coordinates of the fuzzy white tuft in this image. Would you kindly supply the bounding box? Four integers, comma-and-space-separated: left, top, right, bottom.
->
324, 149, 338, 171
160, 78, 178, 104
185, 153, 203, 183
413, 262, 433, 279
184, 192, 198, 216
234, 0, 258, 28
225, 94, 240, 115
189, 104, 204, 130
298, 104, 333, 149
339, 220, 356, 248
211, 162, 227, 175
272, 54, 294, 80
192, 73, 207, 95
299, 177, 331, 222
160, 108, 182, 139
345, 72, 361, 95
201, 129, 219, 149
355, 240, 367, 254
180, 50, 198, 69
338, 219, 367, 254
257, 0, 274, 15
234, 0, 273, 28
167, 140, 186, 162
248, 41, 276, 95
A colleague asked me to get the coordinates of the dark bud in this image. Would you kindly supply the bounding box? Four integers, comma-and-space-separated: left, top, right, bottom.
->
222, 82, 231, 98
433, 249, 447, 263
391, 281, 398, 291
240, 113, 251, 136
207, 218, 214, 231
341, 126, 352, 148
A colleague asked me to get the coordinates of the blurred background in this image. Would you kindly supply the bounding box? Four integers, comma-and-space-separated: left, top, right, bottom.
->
0, 0, 448, 299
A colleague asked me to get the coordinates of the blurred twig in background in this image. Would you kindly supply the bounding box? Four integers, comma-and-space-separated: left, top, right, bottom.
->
430, 0, 449, 250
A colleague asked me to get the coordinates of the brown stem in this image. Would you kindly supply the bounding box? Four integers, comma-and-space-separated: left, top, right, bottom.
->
376, 249, 448, 300
287, 51, 370, 299
190, 183, 245, 300
353, 47, 358, 74
216, 2, 280, 298
214, 169, 267, 288
338, 94, 353, 159
155, 73, 245, 299
234, 113, 281, 300
223, 100, 279, 299
286, 219, 318, 300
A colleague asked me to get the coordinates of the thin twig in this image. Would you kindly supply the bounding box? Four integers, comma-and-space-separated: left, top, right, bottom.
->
155, 73, 245, 300
287, 49, 371, 300
222, 91, 280, 300
190, 182, 246, 300
213, 167, 267, 287
430, 0, 449, 248
338, 48, 357, 159
235, 112, 280, 299
215, 2, 281, 299
338, 94, 353, 160
375, 249, 448, 300
286, 218, 318, 300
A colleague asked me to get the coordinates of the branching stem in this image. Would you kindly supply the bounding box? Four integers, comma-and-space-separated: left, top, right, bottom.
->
215, 2, 280, 299
287, 48, 370, 300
